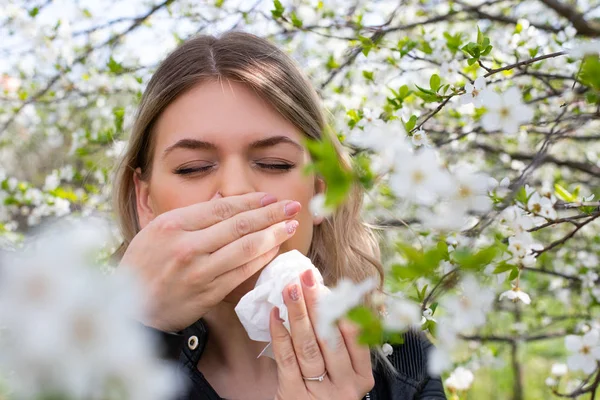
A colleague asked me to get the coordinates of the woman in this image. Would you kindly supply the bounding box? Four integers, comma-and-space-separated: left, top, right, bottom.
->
112, 32, 445, 400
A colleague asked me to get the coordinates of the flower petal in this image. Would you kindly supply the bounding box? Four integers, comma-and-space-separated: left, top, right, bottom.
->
565, 335, 583, 352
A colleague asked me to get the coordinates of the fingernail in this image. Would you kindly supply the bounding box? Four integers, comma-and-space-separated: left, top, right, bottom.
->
284, 201, 301, 216
301, 269, 315, 287
285, 220, 299, 235
289, 284, 300, 301
261, 194, 277, 207
274, 307, 284, 322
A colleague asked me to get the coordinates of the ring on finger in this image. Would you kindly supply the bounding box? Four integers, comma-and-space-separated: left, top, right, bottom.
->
302, 370, 328, 382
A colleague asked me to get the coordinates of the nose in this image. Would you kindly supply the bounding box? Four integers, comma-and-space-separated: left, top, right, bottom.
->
217, 157, 256, 197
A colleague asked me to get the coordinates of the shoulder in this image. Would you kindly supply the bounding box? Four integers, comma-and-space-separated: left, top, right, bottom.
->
373, 329, 447, 399
384, 329, 432, 382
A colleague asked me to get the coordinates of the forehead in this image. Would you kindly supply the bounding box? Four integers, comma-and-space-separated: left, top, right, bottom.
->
153, 80, 304, 151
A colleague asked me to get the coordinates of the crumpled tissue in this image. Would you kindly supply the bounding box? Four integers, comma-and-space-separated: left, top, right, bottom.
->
234, 250, 324, 356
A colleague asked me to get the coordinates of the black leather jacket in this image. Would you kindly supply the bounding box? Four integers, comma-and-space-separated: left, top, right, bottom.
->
152, 319, 446, 399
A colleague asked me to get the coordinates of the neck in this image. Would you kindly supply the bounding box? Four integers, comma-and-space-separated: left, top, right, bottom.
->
202, 300, 274, 371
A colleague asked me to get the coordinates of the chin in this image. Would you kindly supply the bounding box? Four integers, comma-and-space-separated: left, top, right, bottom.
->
224, 268, 262, 305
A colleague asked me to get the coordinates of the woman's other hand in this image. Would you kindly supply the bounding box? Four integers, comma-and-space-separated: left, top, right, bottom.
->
119, 191, 301, 332
270, 269, 375, 400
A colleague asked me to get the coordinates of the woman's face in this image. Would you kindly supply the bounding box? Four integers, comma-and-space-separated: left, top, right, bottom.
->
134, 80, 322, 298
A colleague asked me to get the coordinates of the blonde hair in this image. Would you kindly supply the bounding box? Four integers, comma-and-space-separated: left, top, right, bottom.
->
111, 31, 383, 290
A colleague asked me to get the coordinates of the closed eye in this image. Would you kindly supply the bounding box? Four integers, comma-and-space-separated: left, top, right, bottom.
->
255, 162, 295, 171
173, 165, 214, 175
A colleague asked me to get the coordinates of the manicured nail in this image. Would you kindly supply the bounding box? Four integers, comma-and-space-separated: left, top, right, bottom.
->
284, 201, 301, 216
285, 220, 299, 235
289, 284, 300, 301
261, 194, 277, 206
301, 269, 315, 287
274, 307, 284, 322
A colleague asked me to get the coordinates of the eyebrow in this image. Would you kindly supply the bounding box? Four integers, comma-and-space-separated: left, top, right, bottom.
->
162, 135, 304, 159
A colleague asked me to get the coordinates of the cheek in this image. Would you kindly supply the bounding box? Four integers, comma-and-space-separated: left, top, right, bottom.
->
149, 173, 212, 214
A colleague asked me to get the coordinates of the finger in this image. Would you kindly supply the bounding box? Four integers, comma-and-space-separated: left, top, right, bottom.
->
284, 282, 327, 380
339, 319, 373, 379
211, 244, 280, 298
192, 200, 301, 252
270, 307, 304, 391
170, 192, 277, 231
300, 269, 354, 383
208, 219, 298, 285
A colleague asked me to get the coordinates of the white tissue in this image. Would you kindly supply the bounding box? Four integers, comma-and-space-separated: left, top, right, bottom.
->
234, 250, 324, 344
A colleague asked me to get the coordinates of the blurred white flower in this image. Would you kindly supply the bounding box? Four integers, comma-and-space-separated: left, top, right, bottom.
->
309, 193, 334, 218
389, 149, 451, 206
545, 377, 557, 387
443, 275, 494, 330
445, 366, 474, 391
316, 277, 377, 346
440, 59, 461, 82
499, 286, 531, 305
480, 87, 534, 135
383, 296, 422, 331
382, 343, 393, 357
428, 346, 453, 376
565, 330, 600, 374
566, 40, 600, 57
551, 363, 568, 376
411, 128, 431, 147
43, 171, 60, 191
460, 76, 489, 106
421, 307, 437, 325
0, 217, 180, 400
449, 164, 493, 213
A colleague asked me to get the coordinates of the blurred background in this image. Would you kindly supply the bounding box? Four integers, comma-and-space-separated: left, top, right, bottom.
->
2, 0, 600, 398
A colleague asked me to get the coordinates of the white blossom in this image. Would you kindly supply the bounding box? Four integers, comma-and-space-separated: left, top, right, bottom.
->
444, 366, 474, 392
0, 217, 180, 399
411, 128, 431, 147
382, 343, 393, 357
460, 76, 489, 106
551, 363, 568, 376
565, 330, 600, 374
527, 192, 557, 220
480, 87, 534, 135
309, 193, 334, 218
499, 286, 532, 305
316, 277, 377, 346
383, 296, 422, 331
389, 149, 451, 206
443, 275, 494, 331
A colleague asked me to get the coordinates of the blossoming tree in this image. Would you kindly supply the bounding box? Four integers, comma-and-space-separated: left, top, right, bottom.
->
1, 0, 600, 398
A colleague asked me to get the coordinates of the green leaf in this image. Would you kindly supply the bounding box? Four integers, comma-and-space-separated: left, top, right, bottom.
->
403, 115, 418, 132
580, 55, 600, 90
303, 132, 353, 208
290, 11, 303, 28
554, 183, 577, 202
359, 35, 374, 56
326, 54, 340, 71
430, 74, 441, 92
347, 306, 383, 345
415, 84, 435, 95
113, 106, 125, 134
453, 245, 499, 271
107, 57, 124, 74
508, 267, 520, 281
271, 0, 285, 19
28, 7, 40, 17
493, 263, 517, 274
477, 26, 484, 46
362, 70, 374, 82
